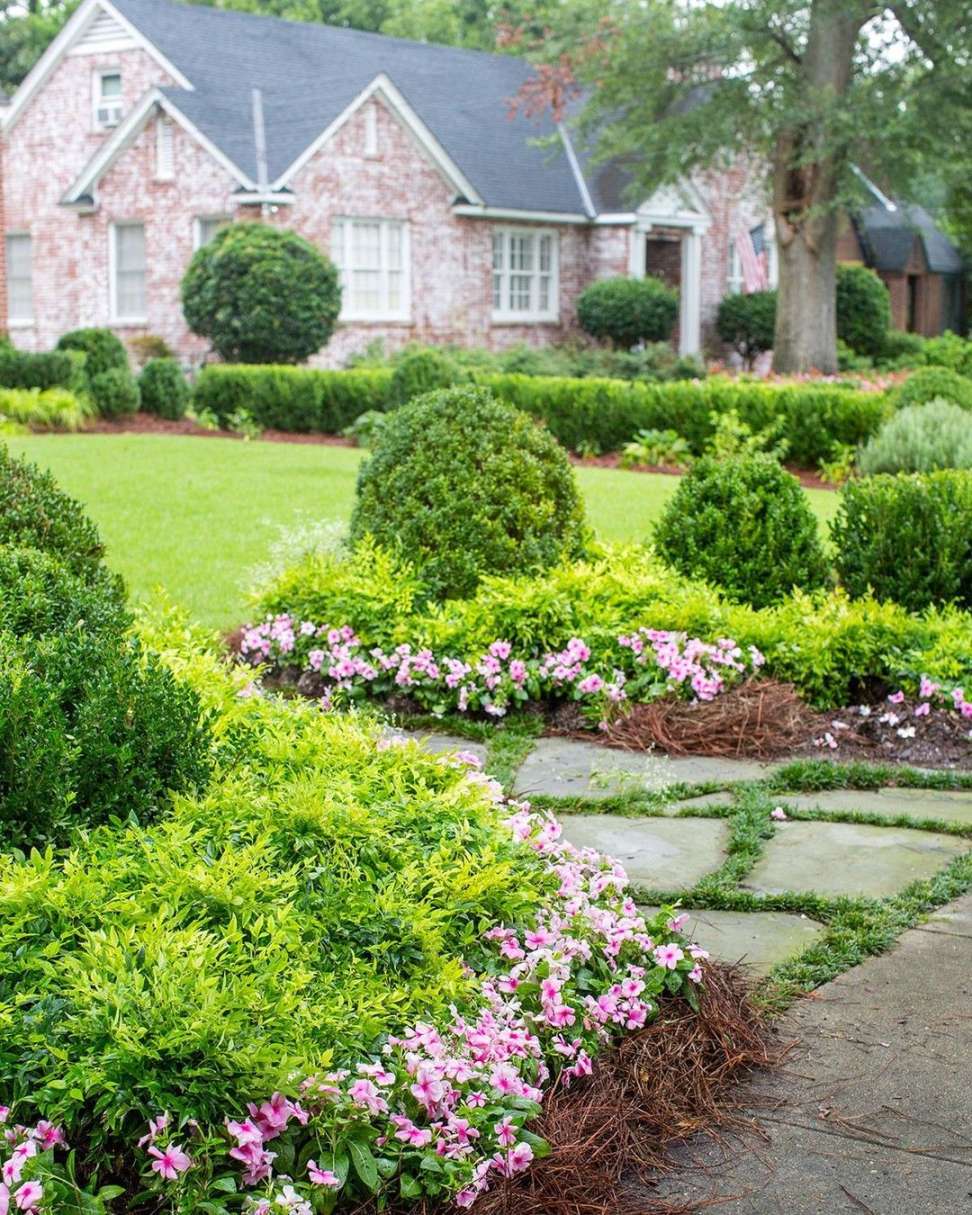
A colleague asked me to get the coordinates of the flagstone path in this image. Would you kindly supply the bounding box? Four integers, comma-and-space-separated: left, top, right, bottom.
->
401, 730, 972, 978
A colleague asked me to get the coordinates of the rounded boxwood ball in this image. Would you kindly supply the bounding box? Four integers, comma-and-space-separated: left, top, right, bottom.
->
654, 455, 829, 608
835, 264, 891, 358
181, 222, 341, 364
577, 276, 678, 349
350, 386, 586, 599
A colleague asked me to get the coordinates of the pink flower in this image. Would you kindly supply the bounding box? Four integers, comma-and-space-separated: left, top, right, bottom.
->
494, 1116, 517, 1147
507, 1142, 534, 1173
0, 1109, 8, 1125
914, 702, 930, 717
148, 1143, 192, 1181
919, 676, 940, 699
12, 1183, 42, 1213
32, 1122, 64, 1151
307, 1161, 340, 1187
888, 690, 905, 704
771, 807, 788, 821
653, 943, 684, 970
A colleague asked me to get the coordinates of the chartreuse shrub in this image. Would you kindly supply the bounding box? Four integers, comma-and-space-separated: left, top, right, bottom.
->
389, 346, 462, 406
859, 399, 972, 474
0, 611, 701, 1211
351, 386, 587, 599
835, 264, 891, 357
577, 276, 678, 348
252, 542, 972, 710
654, 456, 829, 608
182, 222, 341, 363
0, 386, 91, 431
0, 547, 211, 851
893, 365, 972, 412
832, 471, 972, 611
0, 445, 108, 577
139, 357, 190, 419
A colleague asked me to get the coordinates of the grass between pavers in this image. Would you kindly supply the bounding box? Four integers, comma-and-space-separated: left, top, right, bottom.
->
511, 758, 972, 1015
4, 433, 839, 628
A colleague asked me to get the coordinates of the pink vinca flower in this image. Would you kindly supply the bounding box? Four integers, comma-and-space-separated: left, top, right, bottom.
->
307, 1161, 341, 1187
653, 943, 684, 970
148, 1143, 192, 1181
13, 1183, 43, 1213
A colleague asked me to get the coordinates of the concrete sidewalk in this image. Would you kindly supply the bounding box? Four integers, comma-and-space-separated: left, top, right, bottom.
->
655, 893, 972, 1214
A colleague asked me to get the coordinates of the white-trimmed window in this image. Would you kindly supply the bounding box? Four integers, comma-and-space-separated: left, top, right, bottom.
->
491, 228, 558, 322
110, 222, 146, 322
5, 234, 33, 323
727, 240, 744, 295
155, 116, 174, 180
331, 218, 409, 321
94, 70, 123, 130
194, 215, 231, 248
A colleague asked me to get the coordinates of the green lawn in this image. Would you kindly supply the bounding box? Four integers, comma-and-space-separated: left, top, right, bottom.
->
7, 434, 838, 628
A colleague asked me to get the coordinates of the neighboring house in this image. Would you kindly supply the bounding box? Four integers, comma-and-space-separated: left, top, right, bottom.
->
0, 0, 963, 365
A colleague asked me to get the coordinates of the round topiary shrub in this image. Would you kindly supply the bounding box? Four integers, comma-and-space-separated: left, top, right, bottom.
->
577, 276, 678, 350
56, 327, 129, 379
139, 357, 189, 419
389, 347, 461, 406
832, 470, 972, 611
350, 385, 586, 599
893, 365, 972, 412
858, 399, 972, 474
181, 222, 341, 363
90, 366, 140, 418
0, 546, 128, 638
0, 446, 110, 578
654, 455, 829, 608
835, 264, 891, 357
715, 289, 777, 367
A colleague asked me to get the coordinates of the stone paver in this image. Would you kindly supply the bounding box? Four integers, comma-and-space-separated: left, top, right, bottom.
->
513, 738, 777, 800
384, 729, 488, 766
745, 819, 970, 899
777, 786, 972, 827
665, 791, 736, 814
558, 815, 728, 890
653, 894, 972, 1214
640, 906, 825, 975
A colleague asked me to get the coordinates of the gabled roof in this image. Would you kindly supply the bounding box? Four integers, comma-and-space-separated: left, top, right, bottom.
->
98, 0, 592, 216
853, 173, 963, 276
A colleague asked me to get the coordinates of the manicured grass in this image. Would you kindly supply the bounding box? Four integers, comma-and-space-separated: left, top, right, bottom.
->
6, 433, 839, 627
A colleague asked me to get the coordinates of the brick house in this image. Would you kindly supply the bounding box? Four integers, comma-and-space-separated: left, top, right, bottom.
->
0, 0, 962, 366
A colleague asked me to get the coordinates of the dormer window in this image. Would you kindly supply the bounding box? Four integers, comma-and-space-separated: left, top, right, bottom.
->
94, 71, 123, 130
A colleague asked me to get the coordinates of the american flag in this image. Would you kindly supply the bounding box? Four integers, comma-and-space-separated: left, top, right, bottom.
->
736, 223, 769, 292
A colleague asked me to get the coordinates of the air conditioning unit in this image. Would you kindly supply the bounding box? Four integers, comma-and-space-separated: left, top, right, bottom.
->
96, 102, 123, 128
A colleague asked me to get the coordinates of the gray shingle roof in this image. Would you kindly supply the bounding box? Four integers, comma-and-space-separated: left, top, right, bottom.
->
110, 0, 588, 214
856, 202, 963, 275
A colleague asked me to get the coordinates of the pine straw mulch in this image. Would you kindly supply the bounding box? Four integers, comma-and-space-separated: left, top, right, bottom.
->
352, 964, 779, 1215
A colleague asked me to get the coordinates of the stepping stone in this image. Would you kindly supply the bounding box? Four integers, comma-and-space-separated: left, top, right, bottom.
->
558, 815, 728, 890
664, 791, 736, 814
919, 890, 972, 938
776, 787, 972, 827
513, 738, 776, 800
745, 820, 970, 899
640, 906, 826, 975
382, 729, 488, 766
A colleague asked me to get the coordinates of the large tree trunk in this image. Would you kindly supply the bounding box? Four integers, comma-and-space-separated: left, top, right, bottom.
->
771, 1, 872, 375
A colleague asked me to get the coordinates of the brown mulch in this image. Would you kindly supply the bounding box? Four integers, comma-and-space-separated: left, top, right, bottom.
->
83, 413, 356, 446
351, 964, 777, 1215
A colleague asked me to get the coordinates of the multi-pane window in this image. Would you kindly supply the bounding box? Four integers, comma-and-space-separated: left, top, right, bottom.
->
195, 216, 230, 248
94, 70, 123, 129
111, 222, 146, 320
491, 228, 558, 321
5, 234, 33, 322
331, 218, 408, 320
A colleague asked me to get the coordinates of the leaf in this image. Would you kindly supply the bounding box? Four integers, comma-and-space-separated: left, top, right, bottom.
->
210, 1177, 238, 1193
399, 1173, 423, 1198
518, 1130, 551, 1158
95, 1186, 126, 1201
348, 1138, 379, 1191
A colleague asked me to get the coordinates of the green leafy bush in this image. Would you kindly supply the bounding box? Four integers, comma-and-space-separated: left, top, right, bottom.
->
577, 276, 678, 349
832, 471, 972, 611
654, 456, 830, 608
922, 330, 972, 377
715, 289, 777, 366
182, 222, 341, 363
351, 386, 586, 599
0, 344, 77, 391
0, 387, 91, 431
342, 408, 388, 448
56, 327, 129, 379
139, 357, 189, 419
193, 363, 392, 430
859, 399, 972, 474
619, 428, 693, 469
90, 366, 140, 417
878, 328, 926, 366
835, 264, 891, 357
0, 445, 108, 577
127, 332, 174, 367
389, 346, 462, 406
0, 548, 211, 850
893, 365, 972, 412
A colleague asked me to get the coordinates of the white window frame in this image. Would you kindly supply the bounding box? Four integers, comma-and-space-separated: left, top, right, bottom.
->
155, 115, 174, 181
93, 68, 123, 131
5, 233, 34, 326
331, 217, 410, 322
490, 227, 559, 323
109, 221, 147, 325
193, 215, 232, 249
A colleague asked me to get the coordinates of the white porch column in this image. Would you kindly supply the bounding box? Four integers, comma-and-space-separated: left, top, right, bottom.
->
679, 227, 703, 356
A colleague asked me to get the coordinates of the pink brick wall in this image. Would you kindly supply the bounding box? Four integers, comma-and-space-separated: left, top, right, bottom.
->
2, 35, 746, 363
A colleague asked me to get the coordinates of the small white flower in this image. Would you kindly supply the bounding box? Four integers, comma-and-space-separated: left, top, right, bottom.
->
857, 705, 872, 717
896, 725, 916, 739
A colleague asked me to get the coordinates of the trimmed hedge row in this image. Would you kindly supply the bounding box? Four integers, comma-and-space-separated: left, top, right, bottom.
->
0, 343, 81, 392
194, 364, 889, 465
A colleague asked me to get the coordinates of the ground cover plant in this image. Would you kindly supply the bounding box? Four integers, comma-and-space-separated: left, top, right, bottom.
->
0, 386, 91, 432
